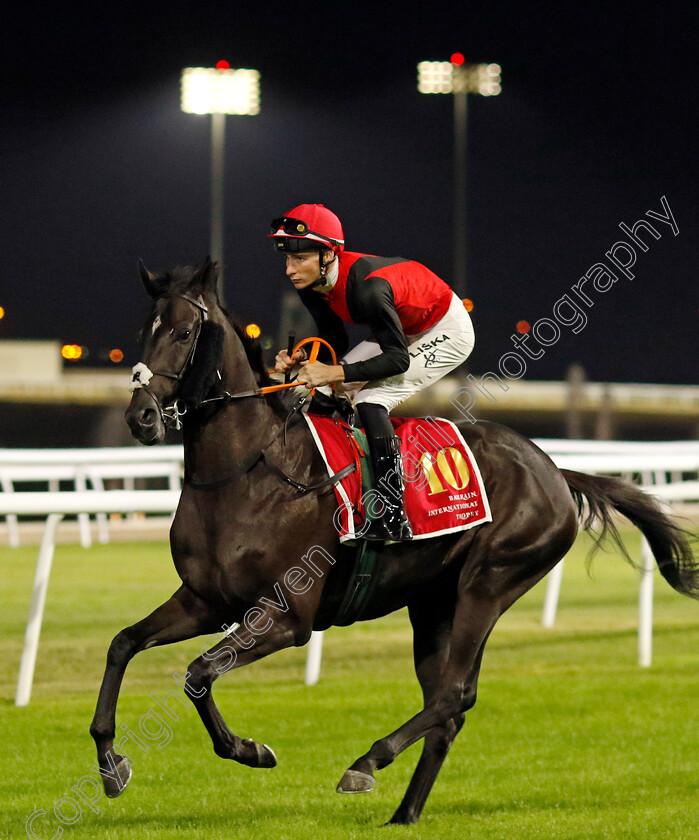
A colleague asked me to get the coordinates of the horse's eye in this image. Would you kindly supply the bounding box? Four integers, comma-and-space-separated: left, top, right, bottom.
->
177, 329, 192, 341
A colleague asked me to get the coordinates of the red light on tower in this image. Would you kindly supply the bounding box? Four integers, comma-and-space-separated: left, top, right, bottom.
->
216, 60, 230, 71
450, 52, 465, 66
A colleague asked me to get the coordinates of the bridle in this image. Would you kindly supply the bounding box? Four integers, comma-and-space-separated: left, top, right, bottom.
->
129, 293, 336, 432
128, 293, 209, 430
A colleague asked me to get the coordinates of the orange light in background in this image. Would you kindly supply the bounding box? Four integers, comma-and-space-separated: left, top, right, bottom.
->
245, 323, 261, 339
0, 306, 5, 319
61, 344, 83, 360
109, 348, 124, 363
462, 298, 474, 312
450, 52, 465, 66
516, 320, 531, 334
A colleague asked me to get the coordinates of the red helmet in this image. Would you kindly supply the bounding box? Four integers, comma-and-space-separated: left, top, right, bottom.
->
268, 204, 345, 253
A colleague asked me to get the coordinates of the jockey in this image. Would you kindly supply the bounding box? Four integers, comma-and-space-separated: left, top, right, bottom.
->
270, 203, 475, 542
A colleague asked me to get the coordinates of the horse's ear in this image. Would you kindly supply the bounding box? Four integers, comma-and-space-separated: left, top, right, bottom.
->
191, 256, 219, 297
138, 259, 168, 298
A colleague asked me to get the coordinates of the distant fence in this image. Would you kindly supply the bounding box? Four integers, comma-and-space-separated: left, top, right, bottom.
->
0, 446, 182, 548
2, 440, 698, 705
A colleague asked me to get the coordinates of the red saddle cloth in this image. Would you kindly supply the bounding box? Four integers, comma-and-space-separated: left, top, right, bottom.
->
303, 414, 492, 542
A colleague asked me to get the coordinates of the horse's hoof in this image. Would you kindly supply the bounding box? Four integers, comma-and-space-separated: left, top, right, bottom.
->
103, 756, 132, 798
387, 812, 419, 825
336, 769, 375, 793
241, 738, 277, 768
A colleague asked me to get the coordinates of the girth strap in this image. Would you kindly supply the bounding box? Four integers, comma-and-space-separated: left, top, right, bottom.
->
334, 542, 381, 625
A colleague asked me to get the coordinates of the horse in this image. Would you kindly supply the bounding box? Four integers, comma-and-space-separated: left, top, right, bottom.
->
90, 258, 698, 825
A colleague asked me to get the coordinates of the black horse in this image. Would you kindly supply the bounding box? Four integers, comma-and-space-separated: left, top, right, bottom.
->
90, 259, 698, 825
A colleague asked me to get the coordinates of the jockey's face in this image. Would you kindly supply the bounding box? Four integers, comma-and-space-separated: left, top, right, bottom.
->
284, 249, 333, 289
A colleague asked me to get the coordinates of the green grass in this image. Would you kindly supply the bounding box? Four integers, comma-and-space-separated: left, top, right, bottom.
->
1, 530, 698, 840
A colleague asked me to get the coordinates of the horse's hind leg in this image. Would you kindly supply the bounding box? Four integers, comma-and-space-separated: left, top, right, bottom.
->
90, 585, 225, 797
386, 599, 469, 825
337, 583, 500, 805
338, 595, 460, 801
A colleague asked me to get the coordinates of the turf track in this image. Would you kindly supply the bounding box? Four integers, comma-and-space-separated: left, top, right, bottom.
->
1, 530, 697, 839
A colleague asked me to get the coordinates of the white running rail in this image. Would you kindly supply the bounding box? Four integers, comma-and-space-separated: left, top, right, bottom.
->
2, 441, 697, 701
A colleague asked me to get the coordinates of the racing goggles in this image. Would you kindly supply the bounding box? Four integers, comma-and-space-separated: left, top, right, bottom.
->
270, 217, 313, 236
269, 216, 342, 245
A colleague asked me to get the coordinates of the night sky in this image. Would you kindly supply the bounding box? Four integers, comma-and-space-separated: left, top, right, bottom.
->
1, 1, 696, 383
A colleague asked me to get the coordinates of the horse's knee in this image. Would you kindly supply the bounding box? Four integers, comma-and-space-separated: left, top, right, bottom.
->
105, 628, 139, 667
459, 685, 477, 713
186, 656, 218, 696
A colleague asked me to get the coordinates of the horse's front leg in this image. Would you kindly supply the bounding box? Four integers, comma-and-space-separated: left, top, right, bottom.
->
90, 585, 226, 796
184, 611, 309, 768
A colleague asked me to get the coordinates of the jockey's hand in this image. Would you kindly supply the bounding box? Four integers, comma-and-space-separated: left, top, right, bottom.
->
274, 347, 307, 373
297, 361, 346, 390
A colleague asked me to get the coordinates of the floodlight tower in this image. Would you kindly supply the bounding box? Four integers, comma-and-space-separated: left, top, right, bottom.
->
181, 62, 260, 302
417, 55, 501, 297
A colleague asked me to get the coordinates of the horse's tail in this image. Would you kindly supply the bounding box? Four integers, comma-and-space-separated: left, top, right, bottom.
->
561, 469, 699, 599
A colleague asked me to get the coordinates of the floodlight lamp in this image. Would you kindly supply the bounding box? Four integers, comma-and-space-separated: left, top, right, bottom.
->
475, 63, 501, 96
181, 67, 261, 115
417, 60, 454, 94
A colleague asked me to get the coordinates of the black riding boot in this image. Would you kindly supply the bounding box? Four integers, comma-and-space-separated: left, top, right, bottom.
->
357, 403, 413, 542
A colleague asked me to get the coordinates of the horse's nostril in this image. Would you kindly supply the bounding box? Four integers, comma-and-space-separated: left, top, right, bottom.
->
140, 408, 157, 428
